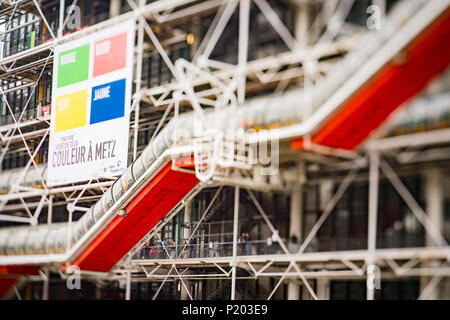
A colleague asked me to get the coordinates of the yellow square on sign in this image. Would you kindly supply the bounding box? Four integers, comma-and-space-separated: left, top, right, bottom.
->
55, 89, 88, 132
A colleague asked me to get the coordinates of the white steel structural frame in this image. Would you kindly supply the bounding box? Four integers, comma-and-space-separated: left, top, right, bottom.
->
121, 122, 450, 300
0, 0, 239, 223
124, 149, 450, 300
0, 0, 367, 251
0, 0, 449, 301
0, 0, 381, 221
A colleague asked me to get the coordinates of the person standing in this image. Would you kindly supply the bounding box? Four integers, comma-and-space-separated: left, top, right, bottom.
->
170, 240, 176, 258
266, 236, 272, 254
271, 230, 279, 254
161, 238, 167, 259
181, 240, 188, 258
288, 234, 299, 253
239, 232, 245, 255
144, 240, 150, 259
243, 232, 252, 256
189, 237, 197, 258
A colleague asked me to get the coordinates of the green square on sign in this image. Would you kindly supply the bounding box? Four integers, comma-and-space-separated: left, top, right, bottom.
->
57, 44, 90, 88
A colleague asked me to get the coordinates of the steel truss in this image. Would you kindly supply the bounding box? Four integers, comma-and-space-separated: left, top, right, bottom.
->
0, 0, 449, 301
116, 139, 450, 300
0, 0, 362, 226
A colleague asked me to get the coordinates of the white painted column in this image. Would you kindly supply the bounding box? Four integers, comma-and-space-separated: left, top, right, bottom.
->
184, 201, 192, 240
109, 0, 121, 18
317, 180, 334, 251
125, 271, 131, 300
42, 279, 49, 300
287, 281, 300, 300
317, 279, 330, 300
181, 201, 193, 300
41, 269, 49, 300
288, 161, 304, 300
180, 280, 191, 300
422, 168, 444, 300
133, 0, 145, 161
95, 282, 102, 299
289, 161, 304, 242
58, 0, 65, 38
231, 186, 240, 300
367, 152, 379, 300
320, 180, 334, 211
47, 195, 53, 224
425, 168, 443, 247
294, 3, 309, 47
237, 0, 250, 104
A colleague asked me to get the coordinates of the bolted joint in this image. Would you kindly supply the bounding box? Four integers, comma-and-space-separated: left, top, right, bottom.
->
118, 209, 127, 217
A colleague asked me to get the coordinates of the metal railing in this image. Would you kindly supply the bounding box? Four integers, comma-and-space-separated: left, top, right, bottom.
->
0, 104, 50, 126
134, 239, 299, 260
132, 232, 427, 260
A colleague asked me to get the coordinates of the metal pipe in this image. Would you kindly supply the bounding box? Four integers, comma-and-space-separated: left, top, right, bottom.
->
40, 269, 49, 300
237, 0, 249, 104
0, 0, 442, 267
58, 0, 65, 38
133, 1, 144, 161
366, 152, 379, 300
231, 186, 239, 300
125, 271, 131, 300
47, 195, 53, 224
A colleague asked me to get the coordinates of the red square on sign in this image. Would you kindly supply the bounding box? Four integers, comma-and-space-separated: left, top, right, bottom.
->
93, 32, 127, 77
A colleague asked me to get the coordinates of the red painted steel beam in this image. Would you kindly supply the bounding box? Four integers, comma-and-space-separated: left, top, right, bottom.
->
0, 266, 39, 299
0, 278, 17, 300
70, 163, 199, 271
0, 266, 40, 276
292, 8, 450, 151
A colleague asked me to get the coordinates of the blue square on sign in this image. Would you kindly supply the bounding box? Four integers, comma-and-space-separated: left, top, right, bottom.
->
90, 78, 126, 125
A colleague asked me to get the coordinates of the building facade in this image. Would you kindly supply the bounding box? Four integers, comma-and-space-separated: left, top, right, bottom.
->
0, 0, 449, 300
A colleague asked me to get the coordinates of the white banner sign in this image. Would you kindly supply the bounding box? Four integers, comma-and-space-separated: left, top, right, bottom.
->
47, 20, 136, 186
